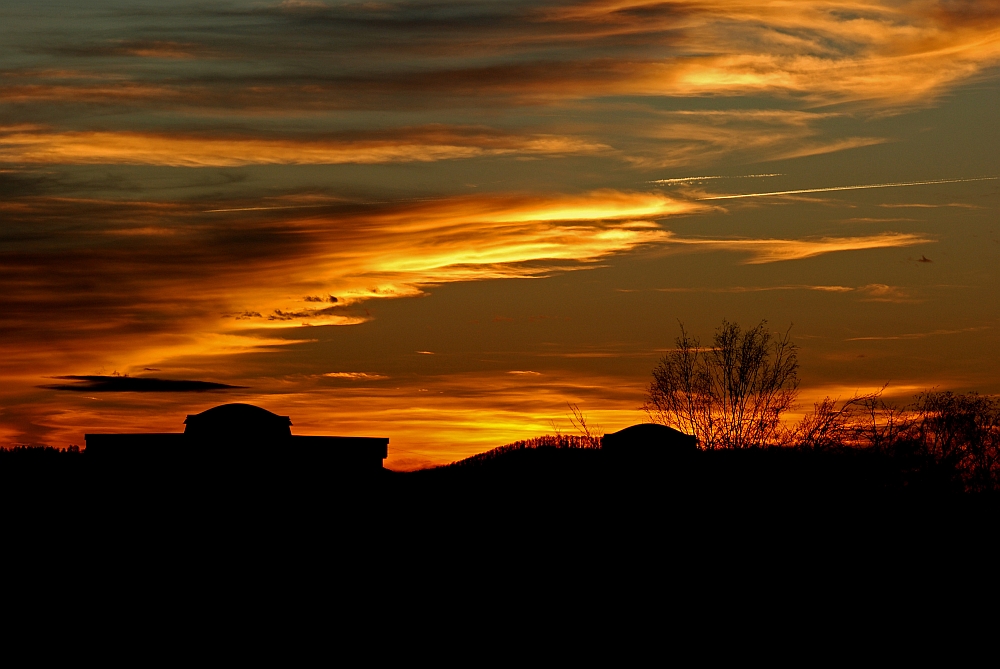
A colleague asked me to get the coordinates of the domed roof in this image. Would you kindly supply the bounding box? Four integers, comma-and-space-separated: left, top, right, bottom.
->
601, 423, 697, 452
184, 403, 292, 439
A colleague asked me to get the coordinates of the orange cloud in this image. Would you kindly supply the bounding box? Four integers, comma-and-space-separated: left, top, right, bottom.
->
665, 231, 931, 263
542, 0, 1000, 104
0, 190, 701, 386
0, 126, 608, 166
0, 187, 934, 388
622, 109, 885, 168
225, 190, 701, 328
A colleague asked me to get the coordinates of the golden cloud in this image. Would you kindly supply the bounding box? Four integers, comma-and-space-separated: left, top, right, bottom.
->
0, 126, 608, 166
0, 190, 700, 385
542, 0, 1000, 104
229, 190, 701, 327
665, 231, 931, 263
622, 109, 885, 168
0, 187, 935, 388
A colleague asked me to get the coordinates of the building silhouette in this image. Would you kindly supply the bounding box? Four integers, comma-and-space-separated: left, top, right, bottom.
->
601, 423, 698, 457
85, 403, 388, 473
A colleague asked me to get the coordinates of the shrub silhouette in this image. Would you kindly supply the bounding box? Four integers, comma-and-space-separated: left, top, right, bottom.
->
793, 388, 1000, 492
914, 391, 1000, 493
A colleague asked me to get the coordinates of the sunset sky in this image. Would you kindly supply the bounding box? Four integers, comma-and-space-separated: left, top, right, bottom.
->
3, 0, 999, 468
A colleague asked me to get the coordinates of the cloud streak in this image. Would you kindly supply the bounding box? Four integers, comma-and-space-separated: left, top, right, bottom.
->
665, 232, 930, 263
620, 109, 886, 168
0, 126, 607, 167
653, 283, 917, 303
41, 375, 245, 392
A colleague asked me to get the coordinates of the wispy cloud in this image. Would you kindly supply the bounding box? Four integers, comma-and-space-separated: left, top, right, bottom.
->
542, 1, 1000, 104
622, 109, 877, 168
855, 284, 915, 303
652, 283, 916, 301
665, 232, 930, 263
656, 284, 852, 293
0, 126, 607, 167
878, 203, 983, 209
6, 2, 999, 119
57, 40, 202, 60
2, 1, 996, 187
323, 372, 388, 380
840, 217, 919, 223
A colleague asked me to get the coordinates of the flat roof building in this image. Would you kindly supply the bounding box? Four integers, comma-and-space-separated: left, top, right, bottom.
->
86, 403, 388, 475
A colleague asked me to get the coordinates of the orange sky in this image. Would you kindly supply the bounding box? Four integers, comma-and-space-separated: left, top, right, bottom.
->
2, 0, 999, 468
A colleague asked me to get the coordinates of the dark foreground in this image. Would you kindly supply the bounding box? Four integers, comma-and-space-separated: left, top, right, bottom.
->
2, 444, 991, 524
4, 445, 996, 613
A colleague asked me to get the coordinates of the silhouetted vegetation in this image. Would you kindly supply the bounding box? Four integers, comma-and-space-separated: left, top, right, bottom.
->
3, 372, 999, 522
444, 434, 598, 469
0, 444, 83, 458
793, 388, 1000, 493
644, 319, 798, 449
637, 319, 1000, 492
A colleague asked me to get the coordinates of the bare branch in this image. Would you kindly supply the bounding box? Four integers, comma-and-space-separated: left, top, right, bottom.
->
567, 403, 602, 449
644, 319, 798, 448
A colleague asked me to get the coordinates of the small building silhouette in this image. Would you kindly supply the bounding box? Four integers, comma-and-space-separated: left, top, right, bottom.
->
601, 423, 697, 457
86, 403, 388, 473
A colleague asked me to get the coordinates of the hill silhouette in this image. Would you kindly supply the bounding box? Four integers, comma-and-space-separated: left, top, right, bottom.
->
0, 413, 988, 549
395, 434, 960, 500
0, 425, 973, 502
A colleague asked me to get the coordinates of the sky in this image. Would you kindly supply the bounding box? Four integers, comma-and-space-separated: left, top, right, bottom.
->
2, 0, 999, 468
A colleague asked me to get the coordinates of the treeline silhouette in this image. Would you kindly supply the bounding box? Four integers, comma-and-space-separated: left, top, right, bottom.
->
444, 435, 598, 469
402, 429, 961, 495
2, 389, 996, 497
0, 444, 82, 457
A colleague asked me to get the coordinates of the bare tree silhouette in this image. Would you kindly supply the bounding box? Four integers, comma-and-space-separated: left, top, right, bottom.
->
567, 403, 602, 448
792, 387, 1000, 492
643, 319, 799, 449
791, 385, 909, 451
915, 391, 1000, 493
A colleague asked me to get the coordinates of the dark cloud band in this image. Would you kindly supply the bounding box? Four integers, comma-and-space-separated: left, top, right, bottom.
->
41, 375, 245, 392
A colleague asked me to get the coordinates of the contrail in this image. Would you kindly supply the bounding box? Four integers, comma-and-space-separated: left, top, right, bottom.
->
650, 173, 782, 185
698, 176, 998, 200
